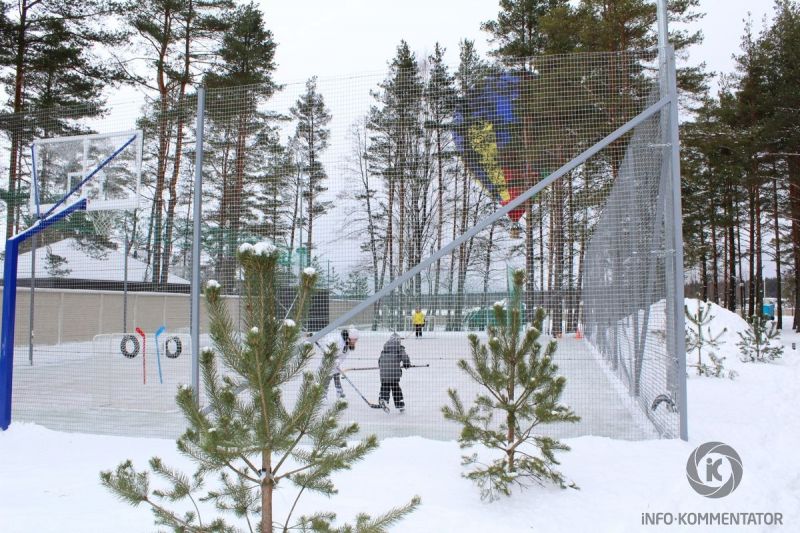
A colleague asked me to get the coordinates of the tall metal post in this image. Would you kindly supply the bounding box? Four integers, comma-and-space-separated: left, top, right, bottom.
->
666, 46, 688, 441
28, 234, 36, 365
656, 0, 669, 63
1, 199, 88, 430
191, 87, 206, 404
123, 216, 129, 333
656, 0, 688, 441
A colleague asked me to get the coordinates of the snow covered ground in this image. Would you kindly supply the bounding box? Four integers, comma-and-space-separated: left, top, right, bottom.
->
1, 302, 799, 532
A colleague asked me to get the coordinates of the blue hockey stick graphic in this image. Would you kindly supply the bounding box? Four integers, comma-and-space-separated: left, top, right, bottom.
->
154, 326, 166, 384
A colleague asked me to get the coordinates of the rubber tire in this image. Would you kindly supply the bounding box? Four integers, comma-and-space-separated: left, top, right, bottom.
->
165, 336, 182, 359
120, 334, 140, 359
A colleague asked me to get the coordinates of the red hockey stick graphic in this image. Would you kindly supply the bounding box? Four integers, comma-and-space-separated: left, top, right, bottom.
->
135, 327, 146, 384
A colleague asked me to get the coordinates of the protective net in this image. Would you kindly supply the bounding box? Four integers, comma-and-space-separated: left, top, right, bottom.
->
1, 48, 683, 440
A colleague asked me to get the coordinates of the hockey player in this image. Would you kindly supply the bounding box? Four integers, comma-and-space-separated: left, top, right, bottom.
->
412, 307, 426, 338
323, 326, 360, 399
378, 333, 411, 412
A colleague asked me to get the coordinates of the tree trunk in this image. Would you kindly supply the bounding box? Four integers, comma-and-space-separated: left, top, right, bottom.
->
551, 179, 564, 336
736, 211, 745, 312
773, 173, 782, 329
6, 1, 29, 238
386, 170, 395, 328
747, 185, 756, 318
710, 201, 720, 304
483, 222, 496, 305
755, 185, 763, 320
700, 225, 708, 302
446, 168, 458, 329
261, 451, 272, 533
525, 200, 535, 318
150, 9, 175, 288
727, 223, 736, 313
289, 166, 300, 260
788, 155, 800, 331
433, 128, 444, 317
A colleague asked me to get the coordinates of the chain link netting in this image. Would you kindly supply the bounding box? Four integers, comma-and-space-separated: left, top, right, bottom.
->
1, 49, 681, 439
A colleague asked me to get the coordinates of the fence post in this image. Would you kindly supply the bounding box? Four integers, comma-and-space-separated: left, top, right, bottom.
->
191, 86, 206, 404
666, 45, 688, 441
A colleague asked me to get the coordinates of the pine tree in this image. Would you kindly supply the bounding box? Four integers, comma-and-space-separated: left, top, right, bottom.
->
101, 241, 419, 532
447, 39, 489, 332
481, 0, 571, 59
737, 314, 784, 363
203, 2, 281, 291
0, 0, 126, 237
291, 77, 333, 258
338, 270, 370, 297
124, 0, 232, 287
424, 43, 457, 318
365, 41, 427, 328
684, 302, 733, 378
442, 269, 578, 501
756, 0, 800, 330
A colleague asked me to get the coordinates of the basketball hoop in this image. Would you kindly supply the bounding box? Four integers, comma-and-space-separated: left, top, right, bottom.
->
86, 209, 118, 237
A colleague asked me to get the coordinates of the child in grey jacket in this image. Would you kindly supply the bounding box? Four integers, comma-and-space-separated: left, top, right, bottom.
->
378, 333, 411, 412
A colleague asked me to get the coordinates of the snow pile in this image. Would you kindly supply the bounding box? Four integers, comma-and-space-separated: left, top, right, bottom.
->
684, 298, 782, 373
684, 298, 750, 345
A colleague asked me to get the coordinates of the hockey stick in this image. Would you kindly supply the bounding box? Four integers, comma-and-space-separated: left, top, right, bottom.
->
337, 369, 389, 412
154, 326, 166, 384
342, 364, 430, 372
314, 341, 387, 412
135, 327, 146, 385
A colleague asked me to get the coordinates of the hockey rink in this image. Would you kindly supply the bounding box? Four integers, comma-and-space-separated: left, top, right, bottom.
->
10, 330, 658, 441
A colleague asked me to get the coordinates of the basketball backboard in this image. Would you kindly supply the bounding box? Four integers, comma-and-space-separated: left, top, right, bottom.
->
30, 130, 143, 218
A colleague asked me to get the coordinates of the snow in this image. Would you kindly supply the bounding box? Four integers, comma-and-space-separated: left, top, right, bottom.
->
237, 242, 255, 254
253, 240, 277, 257
0, 238, 189, 284
206, 279, 221, 289
683, 299, 771, 373
2, 308, 799, 532
239, 240, 277, 257
303, 266, 317, 276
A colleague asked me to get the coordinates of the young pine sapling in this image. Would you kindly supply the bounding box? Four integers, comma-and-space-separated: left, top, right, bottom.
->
684, 301, 734, 378
442, 269, 579, 501
101, 241, 419, 533
737, 314, 783, 363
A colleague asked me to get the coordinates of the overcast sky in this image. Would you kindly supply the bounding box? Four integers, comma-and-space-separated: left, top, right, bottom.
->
257, 0, 776, 89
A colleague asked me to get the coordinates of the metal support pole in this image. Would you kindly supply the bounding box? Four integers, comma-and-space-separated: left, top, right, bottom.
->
666, 46, 688, 441
28, 234, 36, 365
123, 215, 129, 333
656, 0, 669, 64
191, 87, 206, 405
1, 198, 87, 430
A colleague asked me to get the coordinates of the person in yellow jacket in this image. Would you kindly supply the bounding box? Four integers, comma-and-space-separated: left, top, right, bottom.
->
412, 307, 426, 338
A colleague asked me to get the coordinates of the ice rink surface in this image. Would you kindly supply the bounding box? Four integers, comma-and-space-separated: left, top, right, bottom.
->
11, 330, 660, 440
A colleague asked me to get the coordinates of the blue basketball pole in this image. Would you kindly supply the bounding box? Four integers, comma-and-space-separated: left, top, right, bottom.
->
0, 198, 87, 430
